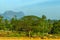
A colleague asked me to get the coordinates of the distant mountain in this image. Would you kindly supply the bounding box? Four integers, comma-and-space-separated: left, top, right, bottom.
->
1, 11, 24, 19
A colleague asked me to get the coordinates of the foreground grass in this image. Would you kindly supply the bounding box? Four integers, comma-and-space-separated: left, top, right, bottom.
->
0, 37, 60, 40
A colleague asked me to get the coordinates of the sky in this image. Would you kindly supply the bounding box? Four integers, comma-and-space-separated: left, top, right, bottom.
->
0, 0, 60, 19
0, 0, 54, 12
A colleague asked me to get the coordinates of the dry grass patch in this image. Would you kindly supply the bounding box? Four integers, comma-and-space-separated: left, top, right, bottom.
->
0, 37, 60, 40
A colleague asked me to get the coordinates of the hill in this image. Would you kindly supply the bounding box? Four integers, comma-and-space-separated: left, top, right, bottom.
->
1, 11, 24, 19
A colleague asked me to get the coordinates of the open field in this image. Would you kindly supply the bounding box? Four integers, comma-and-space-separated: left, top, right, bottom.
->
0, 37, 60, 40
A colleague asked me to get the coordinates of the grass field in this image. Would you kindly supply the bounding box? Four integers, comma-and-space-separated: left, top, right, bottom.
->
0, 37, 60, 40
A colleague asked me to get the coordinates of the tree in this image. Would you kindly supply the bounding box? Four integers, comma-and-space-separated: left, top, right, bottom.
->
4, 19, 9, 30
50, 20, 60, 34
42, 15, 46, 20
10, 16, 17, 31
48, 19, 53, 34
0, 15, 5, 30
19, 15, 40, 37
40, 15, 47, 36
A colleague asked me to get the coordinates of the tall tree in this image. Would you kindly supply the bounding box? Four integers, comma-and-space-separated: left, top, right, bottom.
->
19, 15, 40, 37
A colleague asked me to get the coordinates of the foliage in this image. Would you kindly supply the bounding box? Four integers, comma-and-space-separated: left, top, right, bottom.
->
50, 20, 60, 34
0, 15, 59, 37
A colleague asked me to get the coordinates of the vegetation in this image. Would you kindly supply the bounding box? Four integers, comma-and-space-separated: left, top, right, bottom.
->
0, 15, 60, 38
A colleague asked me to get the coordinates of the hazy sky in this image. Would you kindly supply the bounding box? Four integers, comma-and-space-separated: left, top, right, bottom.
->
0, 0, 55, 12
0, 0, 60, 19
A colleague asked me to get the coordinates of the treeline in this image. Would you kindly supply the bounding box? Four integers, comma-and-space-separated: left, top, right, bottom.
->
0, 15, 60, 37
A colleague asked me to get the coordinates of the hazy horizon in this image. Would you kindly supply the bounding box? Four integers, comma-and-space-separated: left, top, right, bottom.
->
0, 0, 60, 19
